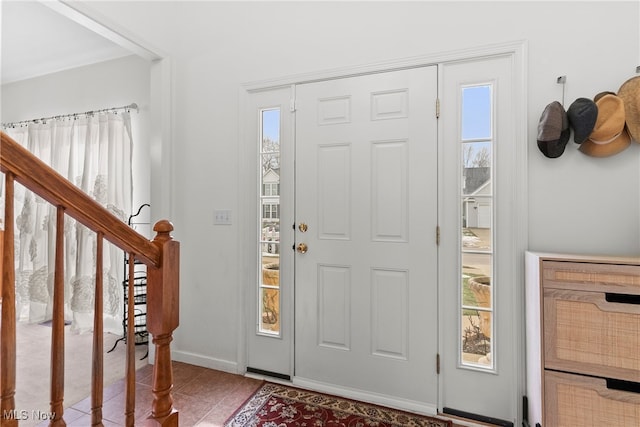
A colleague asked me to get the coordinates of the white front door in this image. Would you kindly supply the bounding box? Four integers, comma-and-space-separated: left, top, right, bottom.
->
293, 66, 439, 412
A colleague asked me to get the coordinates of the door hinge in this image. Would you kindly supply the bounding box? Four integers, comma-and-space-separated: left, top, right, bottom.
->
290, 98, 296, 112
435, 98, 440, 119
436, 353, 440, 374
436, 225, 441, 245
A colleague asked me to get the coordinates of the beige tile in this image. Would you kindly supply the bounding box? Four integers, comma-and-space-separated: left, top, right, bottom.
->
23, 359, 480, 427
169, 360, 210, 390
195, 403, 240, 427
170, 391, 218, 426
177, 368, 245, 401
67, 413, 122, 427
135, 363, 154, 384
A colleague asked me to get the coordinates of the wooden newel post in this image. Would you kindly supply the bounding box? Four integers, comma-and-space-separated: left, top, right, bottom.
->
146, 220, 179, 426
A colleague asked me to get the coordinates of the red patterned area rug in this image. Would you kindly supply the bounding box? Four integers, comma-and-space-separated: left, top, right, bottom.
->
224, 382, 452, 427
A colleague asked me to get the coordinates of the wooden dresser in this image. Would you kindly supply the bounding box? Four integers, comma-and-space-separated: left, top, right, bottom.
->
525, 252, 640, 426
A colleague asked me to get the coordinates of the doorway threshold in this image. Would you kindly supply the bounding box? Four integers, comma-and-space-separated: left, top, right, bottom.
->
246, 366, 291, 382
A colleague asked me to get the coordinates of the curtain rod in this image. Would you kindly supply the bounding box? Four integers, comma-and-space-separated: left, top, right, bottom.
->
1, 103, 139, 129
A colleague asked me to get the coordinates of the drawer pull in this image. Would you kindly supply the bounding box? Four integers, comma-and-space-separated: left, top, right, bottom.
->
605, 293, 640, 305
606, 378, 640, 394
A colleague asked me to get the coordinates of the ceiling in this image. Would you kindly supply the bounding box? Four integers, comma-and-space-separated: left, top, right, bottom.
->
1, 1, 133, 85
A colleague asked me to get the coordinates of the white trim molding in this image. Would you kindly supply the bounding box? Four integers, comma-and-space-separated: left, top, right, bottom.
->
41, 0, 164, 61
242, 40, 527, 93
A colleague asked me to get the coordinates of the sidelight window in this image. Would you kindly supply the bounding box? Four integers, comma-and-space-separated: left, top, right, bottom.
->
460, 85, 494, 369
258, 108, 281, 335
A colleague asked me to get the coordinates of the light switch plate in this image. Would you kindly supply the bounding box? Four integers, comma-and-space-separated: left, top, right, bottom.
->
213, 209, 232, 225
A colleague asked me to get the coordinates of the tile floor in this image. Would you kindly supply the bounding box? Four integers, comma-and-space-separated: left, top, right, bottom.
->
7, 316, 497, 426
37, 361, 263, 426
39, 361, 497, 427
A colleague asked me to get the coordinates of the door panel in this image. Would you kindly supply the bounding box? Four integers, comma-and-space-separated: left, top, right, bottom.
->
440, 55, 519, 422
245, 86, 293, 378
294, 66, 439, 410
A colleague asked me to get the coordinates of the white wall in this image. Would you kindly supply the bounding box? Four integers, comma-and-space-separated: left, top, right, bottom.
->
1, 55, 152, 212
6, 1, 640, 379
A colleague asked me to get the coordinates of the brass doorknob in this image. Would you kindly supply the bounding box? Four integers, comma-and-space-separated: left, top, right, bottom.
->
296, 243, 308, 254
298, 223, 308, 232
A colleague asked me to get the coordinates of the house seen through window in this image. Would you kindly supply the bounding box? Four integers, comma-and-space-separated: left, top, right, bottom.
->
258, 108, 281, 335
460, 84, 494, 369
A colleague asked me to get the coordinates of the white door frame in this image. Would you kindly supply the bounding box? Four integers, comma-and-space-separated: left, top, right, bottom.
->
239, 40, 527, 424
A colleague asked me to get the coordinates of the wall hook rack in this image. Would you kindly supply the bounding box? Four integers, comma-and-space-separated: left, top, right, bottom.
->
557, 75, 567, 106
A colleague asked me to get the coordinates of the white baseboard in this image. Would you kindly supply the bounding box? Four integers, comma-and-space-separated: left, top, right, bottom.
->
292, 376, 439, 417
171, 349, 239, 374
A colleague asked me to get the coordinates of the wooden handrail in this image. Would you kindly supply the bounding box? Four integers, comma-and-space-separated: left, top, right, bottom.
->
0, 130, 179, 426
0, 132, 160, 267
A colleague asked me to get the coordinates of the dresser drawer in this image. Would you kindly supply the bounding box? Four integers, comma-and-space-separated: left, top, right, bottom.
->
542, 260, 640, 294
544, 370, 640, 427
544, 288, 640, 382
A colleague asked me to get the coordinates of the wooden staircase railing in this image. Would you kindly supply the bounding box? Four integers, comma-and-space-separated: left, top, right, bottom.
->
0, 131, 179, 426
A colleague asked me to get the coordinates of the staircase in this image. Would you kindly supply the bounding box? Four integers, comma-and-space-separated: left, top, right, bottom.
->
0, 131, 180, 426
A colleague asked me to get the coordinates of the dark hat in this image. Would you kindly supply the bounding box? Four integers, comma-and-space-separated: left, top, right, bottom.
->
567, 98, 597, 144
617, 76, 640, 143
579, 93, 631, 157
537, 101, 570, 158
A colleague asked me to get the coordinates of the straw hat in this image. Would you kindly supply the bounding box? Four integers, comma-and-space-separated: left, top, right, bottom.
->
579, 93, 631, 157
537, 101, 570, 158
617, 76, 640, 143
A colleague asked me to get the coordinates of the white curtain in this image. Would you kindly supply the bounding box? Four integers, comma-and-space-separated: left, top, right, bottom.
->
3, 113, 133, 334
